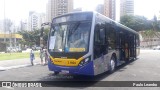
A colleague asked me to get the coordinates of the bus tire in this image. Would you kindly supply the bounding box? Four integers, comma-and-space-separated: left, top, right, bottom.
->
109, 56, 116, 73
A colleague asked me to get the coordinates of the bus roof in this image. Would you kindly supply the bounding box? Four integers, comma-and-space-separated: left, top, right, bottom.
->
93, 11, 138, 35
52, 11, 94, 21
52, 11, 138, 35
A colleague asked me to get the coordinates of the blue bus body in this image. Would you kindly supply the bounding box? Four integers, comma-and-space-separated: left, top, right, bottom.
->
47, 11, 140, 76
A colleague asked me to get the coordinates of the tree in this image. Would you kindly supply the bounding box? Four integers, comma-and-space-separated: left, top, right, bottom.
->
0, 42, 7, 52
18, 28, 49, 48
120, 15, 151, 31
120, 15, 136, 30
121, 14, 160, 48
150, 15, 160, 39
43, 28, 50, 46
140, 30, 155, 48
18, 30, 39, 48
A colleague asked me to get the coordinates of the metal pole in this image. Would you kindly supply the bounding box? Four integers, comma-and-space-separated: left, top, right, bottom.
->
3, 0, 6, 42
10, 30, 11, 47
3, 0, 7, 52
40, 22, 51, 49
9, 30, 11, 55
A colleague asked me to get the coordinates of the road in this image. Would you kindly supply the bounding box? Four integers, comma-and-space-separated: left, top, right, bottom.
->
0, 50, 160, 90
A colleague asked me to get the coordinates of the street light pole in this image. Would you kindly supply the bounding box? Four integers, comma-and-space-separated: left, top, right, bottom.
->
3, 0, 6, 42
3, 0, 7, 52
40, 22, 51, 49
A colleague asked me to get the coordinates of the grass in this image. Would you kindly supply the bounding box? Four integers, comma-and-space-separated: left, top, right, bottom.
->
0, 52, 39, 61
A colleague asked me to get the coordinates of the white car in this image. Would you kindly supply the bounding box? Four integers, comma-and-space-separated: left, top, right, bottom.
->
22, 48, 32, 53
153, 46, 160, 50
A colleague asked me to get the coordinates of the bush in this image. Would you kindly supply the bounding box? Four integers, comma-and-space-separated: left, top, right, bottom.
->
0, 42, 6, 52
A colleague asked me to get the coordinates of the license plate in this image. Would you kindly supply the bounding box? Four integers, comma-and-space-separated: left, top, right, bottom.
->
61, 70, 69, 74
53, 59, 78, 66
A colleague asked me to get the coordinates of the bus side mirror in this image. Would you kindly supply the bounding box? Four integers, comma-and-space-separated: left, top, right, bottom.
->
40, 27, 44, 37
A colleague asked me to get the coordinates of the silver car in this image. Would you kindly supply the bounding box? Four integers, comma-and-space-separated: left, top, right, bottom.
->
153, 46, 160, 50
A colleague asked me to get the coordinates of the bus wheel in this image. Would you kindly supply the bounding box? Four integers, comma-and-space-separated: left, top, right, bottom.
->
54, 71, 59, 75
109, 56, 116, 73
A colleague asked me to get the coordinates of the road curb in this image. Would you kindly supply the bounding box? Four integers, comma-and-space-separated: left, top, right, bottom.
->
0, 63, 41, 71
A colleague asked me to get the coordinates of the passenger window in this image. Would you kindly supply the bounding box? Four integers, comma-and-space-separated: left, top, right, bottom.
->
94, 23, 106, 45
108, 25, 116, 50
94, 24, 100, 44
94, 22, 106, 59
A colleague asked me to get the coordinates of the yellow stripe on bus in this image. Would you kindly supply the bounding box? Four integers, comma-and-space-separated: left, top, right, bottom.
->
50, 56, 84, 66
69, 48, 85, 52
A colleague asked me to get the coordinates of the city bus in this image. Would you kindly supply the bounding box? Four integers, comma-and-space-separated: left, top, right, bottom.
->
46, 11, 140, 76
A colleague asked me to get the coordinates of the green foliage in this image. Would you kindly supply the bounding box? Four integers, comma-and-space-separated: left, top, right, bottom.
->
0, 52, 39, 60
141, 30, 155, 38
121, 15, 160, 31
0, 42, 6, 52
151, 15, 160, 31
43, 28, 50, 46
18, 28, 49, 48
120, 15, 153, 31
140, 30, 158, 47
120, 15, 134, 27
120, 15, 160, 43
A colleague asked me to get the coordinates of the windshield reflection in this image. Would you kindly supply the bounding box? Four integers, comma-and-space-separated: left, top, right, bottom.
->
49, 21, 91, 52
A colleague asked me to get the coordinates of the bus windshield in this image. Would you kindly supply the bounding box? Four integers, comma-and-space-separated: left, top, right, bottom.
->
49, 21, 91, 52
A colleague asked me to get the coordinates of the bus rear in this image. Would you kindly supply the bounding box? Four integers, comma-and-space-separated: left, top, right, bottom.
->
47, 12, 94, 75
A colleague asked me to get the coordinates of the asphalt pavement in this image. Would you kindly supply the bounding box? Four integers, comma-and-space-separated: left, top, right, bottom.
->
0, 57, 41, 71
0, 49, 160, 90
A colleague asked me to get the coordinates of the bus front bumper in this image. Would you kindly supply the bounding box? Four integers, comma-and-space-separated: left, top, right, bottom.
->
48, 60, 94, 76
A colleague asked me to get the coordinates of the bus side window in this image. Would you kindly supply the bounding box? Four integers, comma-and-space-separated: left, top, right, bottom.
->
105, 22, 109, 44
94, 24, 105, 45
94, 23, 106, 58
108, 25, 116, 50
94, 24, 101, 44
100, 28, 105, 44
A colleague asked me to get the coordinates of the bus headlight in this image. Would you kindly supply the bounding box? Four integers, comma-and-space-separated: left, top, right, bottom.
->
79, 57, 91, 66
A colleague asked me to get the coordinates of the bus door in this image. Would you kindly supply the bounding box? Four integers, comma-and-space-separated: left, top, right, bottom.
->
128, 34, 132, 58
128, 34, 134, 59
124, 32, 129, 61
93, 22, 108, 74
119, 31, 125, 61
119, 31, 129, 61
134, 34, 137, 58
128, 34, 137, 59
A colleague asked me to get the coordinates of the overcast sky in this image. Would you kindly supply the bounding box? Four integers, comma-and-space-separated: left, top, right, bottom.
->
0, 0, 160, 24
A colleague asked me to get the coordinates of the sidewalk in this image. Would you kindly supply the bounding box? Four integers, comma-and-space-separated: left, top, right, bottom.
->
0, 58, 41, 71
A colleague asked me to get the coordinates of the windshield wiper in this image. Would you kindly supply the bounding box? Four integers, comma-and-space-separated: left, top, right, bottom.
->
63, 22, 81, 52
68, 22, 80, 36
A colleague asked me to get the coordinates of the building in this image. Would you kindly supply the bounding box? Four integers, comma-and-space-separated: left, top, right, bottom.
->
96, 4, 104, 15
28, 12, 46, 31
0, 18, 23, 52
46, 0, 73, 22
104, 0, 110, 17
0, 19, 16, 34
28, 12, 39, 31
0, 33, 22, 51
104, 0, 116, 20
120, 0, 134, 16
20, 20, 28, 31
39, 13, 46, 28
139, 31, 160, 48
